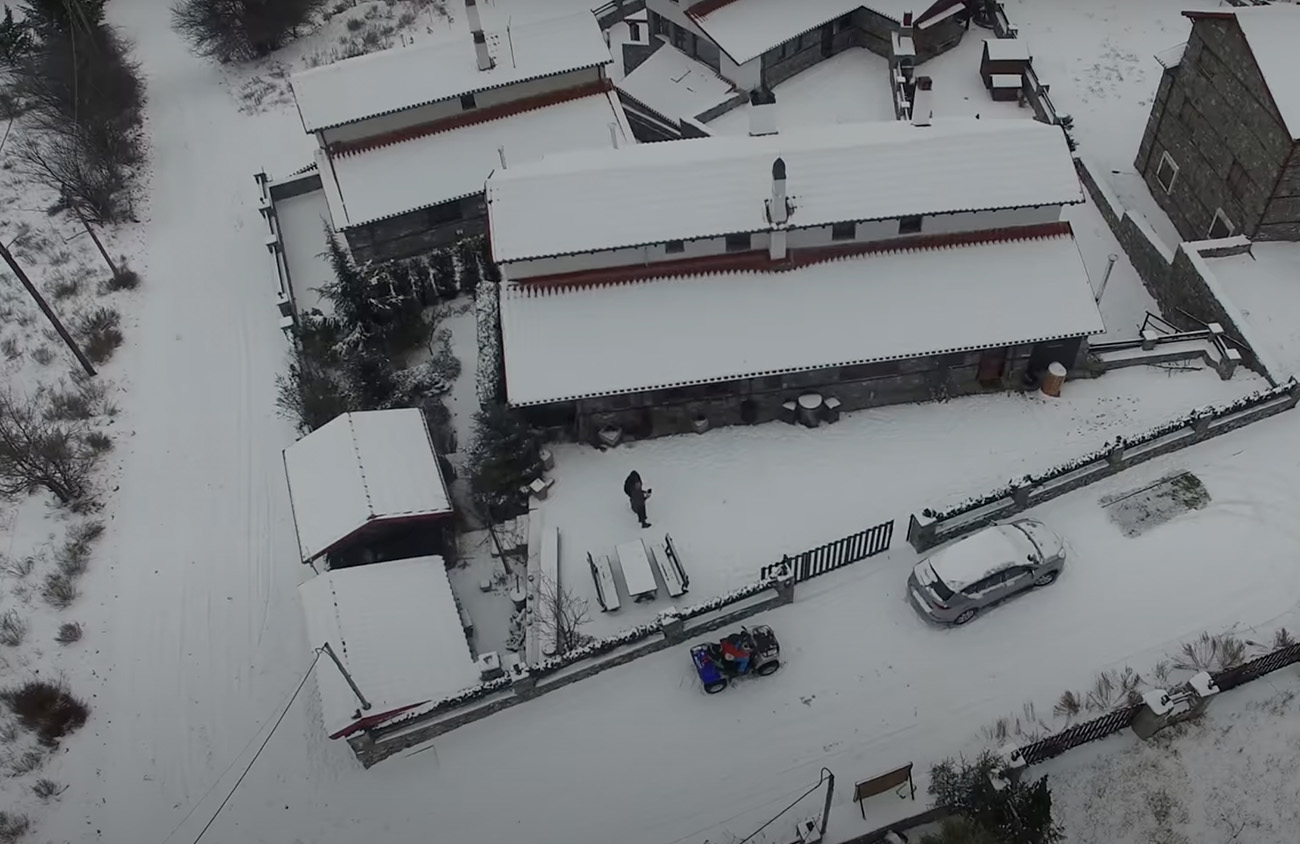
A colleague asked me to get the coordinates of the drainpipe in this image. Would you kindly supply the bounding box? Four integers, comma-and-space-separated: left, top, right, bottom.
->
1094, 253, 1118, 304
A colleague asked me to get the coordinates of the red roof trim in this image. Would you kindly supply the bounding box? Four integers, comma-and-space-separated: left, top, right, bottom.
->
329, 702, 426, 740
516, 221, 1073, 292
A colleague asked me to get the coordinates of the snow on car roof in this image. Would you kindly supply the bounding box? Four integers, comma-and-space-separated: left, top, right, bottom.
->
927, 524, 1037, 592
297, 557, 480, 738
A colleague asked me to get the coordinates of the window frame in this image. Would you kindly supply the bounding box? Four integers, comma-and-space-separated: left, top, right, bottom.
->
665, 239, 686, 254
724, 232, 752, 253
1208, 208, 1235, 240
831, 221, 857, 241
459, 93, 477, 110
898, 215, 923, 235
1155, 151, 1179, 194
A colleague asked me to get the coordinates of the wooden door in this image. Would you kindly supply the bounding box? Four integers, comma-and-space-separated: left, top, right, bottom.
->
977, 347, 1008, 387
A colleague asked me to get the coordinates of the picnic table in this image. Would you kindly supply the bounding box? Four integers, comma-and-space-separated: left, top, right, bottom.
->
616, 538, 658, 602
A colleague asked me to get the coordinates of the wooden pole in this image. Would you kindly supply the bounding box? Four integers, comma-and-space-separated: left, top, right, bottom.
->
320, 642, 371, 712
0, 237, 96, 377
72, 205, 120, 279
819, 767, 836, 838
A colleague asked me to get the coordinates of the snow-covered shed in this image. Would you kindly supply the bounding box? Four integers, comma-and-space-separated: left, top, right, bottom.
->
298, 556, 480, 739
283, 409, 452, 567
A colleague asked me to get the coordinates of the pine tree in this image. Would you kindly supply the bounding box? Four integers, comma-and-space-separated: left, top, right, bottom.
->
928, 752, 1062, 844
318, 226, 384, 345
343, 346, 398, 411
467, 402, 540, 517
22, 0, 105, 36
0, 6, 32, 64
456, 237, 482, 292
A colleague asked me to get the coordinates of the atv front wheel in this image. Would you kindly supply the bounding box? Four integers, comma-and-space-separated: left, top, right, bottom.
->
755, 659, 780, 676
704, 679, 728, 694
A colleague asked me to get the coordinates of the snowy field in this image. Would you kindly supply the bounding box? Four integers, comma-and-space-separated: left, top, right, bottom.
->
0, 1, 1292, 843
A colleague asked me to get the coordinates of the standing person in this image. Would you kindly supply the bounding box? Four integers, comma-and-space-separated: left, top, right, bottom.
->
623, 470, 652, 529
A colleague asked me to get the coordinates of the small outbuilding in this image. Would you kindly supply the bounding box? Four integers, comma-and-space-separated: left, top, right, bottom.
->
297, 556, 480, 739
980, 37, 1030, 92
283, 409, 453, 568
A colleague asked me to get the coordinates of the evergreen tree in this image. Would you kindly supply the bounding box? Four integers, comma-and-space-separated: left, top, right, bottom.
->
0, 6, 32, 64
430, 248, 457, 299
928, 752, 1062, 844
456, 236, 482, 292
467, 402, 540, 518
343, 346, 398, 411
318, 226, 384, 348
22, 0, 105, 35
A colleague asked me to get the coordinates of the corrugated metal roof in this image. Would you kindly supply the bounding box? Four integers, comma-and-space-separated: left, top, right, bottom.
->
290, 11, 612, 133
692, 0, 921, 65
499, 231, 1104, 407
486, 118, 1083, 263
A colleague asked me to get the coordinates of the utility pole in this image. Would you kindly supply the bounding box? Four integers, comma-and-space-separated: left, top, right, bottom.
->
320, 642, 371, 713
818, 767, 836, 838
71, 204, 120, 280
0, 236, 96, 377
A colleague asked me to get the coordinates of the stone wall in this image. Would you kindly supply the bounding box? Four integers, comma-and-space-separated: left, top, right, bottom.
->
1074, 156, 1273, 378
345, 195, 486, 264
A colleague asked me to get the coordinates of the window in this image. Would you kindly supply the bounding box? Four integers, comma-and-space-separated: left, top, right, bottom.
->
665, 239, 685, 254
460, 93, 476, 110
651, 12, 668, 37
671, 23, 686, 50
725, 233, 752, 252
1208, 208, 1235, 240
898, 215, 923, 235
1227, 160, 1250, 200
1155, 151, 1178, 193
831, 221, 857, 241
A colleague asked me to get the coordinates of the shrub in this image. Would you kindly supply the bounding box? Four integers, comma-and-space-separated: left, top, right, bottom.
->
0, 389, 102, 507
430, 249, 457, 299
100, 265, 140, 292
474, 275, 502, 405
455, 237, 481, 291
48, 275, 80, 300
55, 521, 100, 577
467, 402, 540, 519
928, 752, 1063, 844
275, 353, 349, 434
171, 0, 329, 63
0, 811, 30, 843
29, 344, 54, 366
41, 571, 77, 607
0, 609, 26, 646
83, 430, 112, 453
33, 777, 63, 800
0, 679, 89, 745
2, 554, 34, 578
9, 747, 42, 774
43, 382, 101, 421
76, 305, 123, 363
54, 621, 82, 644
0, 7, 33, 65
345, 15, 363, 31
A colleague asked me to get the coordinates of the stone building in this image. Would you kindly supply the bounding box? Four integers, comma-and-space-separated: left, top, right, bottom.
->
289, 3, 633, 263
643, 0, 972, 91
485, 101, 1103, 441
1135, 6, 1300, 243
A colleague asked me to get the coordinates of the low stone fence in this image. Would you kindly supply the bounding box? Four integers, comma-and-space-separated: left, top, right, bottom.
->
907, 379, 1300, 552
348, 577, 795, 766
1073, 156, 1285, 383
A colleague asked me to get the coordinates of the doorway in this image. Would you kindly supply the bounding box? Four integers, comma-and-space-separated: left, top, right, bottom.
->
977, 347, 1009, 387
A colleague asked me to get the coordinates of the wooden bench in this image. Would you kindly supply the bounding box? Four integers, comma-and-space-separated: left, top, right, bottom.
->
587, 552, 621, 612
852, 763, 916, 819
649, 534, 689, 598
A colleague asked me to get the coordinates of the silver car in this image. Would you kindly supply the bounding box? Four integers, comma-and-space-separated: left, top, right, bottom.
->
907, 518, 1066, 625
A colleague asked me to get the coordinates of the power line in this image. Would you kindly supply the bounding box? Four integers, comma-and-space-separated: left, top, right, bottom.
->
183, 648, 322, 844
736, 768, 831, 844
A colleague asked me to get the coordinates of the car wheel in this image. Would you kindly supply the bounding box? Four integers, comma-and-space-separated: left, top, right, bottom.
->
756, 660, 780, 676
1033, 571, 1059, 587
704, 680, 728, 694
953, 608, 978, 626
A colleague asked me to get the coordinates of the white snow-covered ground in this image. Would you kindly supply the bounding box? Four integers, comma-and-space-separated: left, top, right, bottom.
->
707, 47, 897, 133
1207, 244, 1300, 382
1, 1, 1292, 843
922, 29, 1027, 121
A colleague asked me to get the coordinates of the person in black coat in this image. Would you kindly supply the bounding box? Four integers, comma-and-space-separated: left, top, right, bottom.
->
624, 470, 652, 528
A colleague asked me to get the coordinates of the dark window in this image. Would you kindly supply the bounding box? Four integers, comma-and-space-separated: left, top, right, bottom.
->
460, 93, 476, 110
665, 239, 685, 254
725, 233, 752, 252
1155, 152, 1178, 193
831, 221, 856, 241
928, 572, 954, 601
651, 11, 668, 37
899, 215, 923, 235
1227, 160, 1250, 199
671, 23, 686, 50
427, 202, 463, 225
1208, 208, 1234, 240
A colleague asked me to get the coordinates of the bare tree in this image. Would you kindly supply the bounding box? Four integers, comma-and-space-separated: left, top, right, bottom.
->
535, 574, 592, 655
171, 0, 327, 64
14, 130, 126, 223
0, 390, 101, 508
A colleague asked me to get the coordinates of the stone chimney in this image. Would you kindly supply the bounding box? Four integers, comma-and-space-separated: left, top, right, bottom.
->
900, 11, 914, 38
911, 76, 933, 127
748, 87, 778, 137
768, 157, 789, 225
467, 0, 494, 71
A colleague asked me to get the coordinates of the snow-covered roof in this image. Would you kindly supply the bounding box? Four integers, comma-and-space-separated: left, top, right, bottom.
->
691, 0, 924, 65
617, 44, 737, 123
499, 230, 1104, 406
1153, 42, 1186, 71
283, 409, 452, 564
926, 524, 1037, 592
487, 118, 1082, 263
290, 11, 612, 133
320, 91, 631, 229
297, 556, 480, 738
984, 38, 1030, 62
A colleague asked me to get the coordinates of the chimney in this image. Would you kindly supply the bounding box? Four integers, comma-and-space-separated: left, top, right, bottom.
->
911, 76, 933, 127
901, 11, 914, 37
609, 123, 620, 149
768, 157, 788, 225
769, 229, 787, 261
748, 87, 778, 137
498, 146, 507, 168
467, 0, 494, 71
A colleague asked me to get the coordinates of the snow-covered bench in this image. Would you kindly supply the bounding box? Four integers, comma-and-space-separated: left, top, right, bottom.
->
649, 534, 689, 598
587, 552, 621, 612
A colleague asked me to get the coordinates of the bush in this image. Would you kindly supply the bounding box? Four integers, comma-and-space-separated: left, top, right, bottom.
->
0, 811, 30, 843
0, 679, 89, 745
41, 571, 77, 607
456, 237, 481, 291
82, 430, 112, 453
32, 777, 63, 800
54, 621, 82, 644
429, 249, 456, 299
9, 747, 42, 774
0, 609, 26, 646
928, 752, 1063, 844
76, 305, 123, 363
172, 0, 328, 63
276, 352, 349, 434
0, 389, 102, 507
100, 265, 140, 292
55, 520, 100, 577
474, 275, 502, 405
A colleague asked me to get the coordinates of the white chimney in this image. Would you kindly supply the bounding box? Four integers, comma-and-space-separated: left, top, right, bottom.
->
498, 146, 507, 168
748, 87, 778, 137
609, 123, 620, 149
769, 229, 787, 261
911, 76, 933, 127
768, 157, 788, 225
467, 0, 494, 71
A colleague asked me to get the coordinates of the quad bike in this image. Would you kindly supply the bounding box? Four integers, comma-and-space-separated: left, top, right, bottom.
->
690, 625, 781, 694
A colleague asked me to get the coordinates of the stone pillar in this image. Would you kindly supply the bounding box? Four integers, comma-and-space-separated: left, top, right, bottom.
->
1011, 480, 1032, 508
775, 576, 796, 605
1186, 671, 1220, 717
1192, 413, 1211, 435
659, 609, 685, 644
1131, 689, 1173, 740
1106, 440, 1125, 467
509, 663, 536, 699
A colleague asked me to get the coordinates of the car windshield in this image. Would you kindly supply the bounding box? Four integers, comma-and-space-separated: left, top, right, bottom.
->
927, 566, 954, 600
